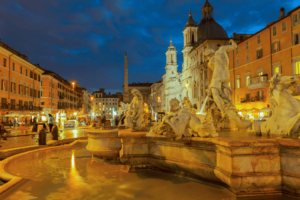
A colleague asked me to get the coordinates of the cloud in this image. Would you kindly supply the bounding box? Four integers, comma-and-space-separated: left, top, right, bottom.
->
0, 0, 297, 94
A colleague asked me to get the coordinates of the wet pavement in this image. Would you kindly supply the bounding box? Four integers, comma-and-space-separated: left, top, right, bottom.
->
0, 142, 236, 200
0, 128, 87, 150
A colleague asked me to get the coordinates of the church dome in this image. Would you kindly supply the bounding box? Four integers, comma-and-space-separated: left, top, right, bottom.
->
198, 0, 228, 42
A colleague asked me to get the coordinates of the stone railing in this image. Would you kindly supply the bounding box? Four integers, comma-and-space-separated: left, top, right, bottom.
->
248, 75, 268, 90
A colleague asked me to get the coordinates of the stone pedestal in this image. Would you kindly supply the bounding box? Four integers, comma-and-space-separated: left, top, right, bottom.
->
86, 128, 121, 159
213, 138, 281, 196
119, 129, 148, 166
280, 139, 300, 197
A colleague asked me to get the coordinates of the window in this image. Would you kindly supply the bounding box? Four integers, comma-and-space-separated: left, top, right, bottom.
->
258, 71, 263, 76
273, 26, 277, 36
12, 63, 15, 71
293, 13, 298, 26
245, 75, 251, 86
257, 49, 263, 59
237, 94, 240, 102
26, 69, 28, 76
257, 91, 264, 101
295, 61, 300, 75
41, 91, 43, 97
246, 55, 249, 64
41, 80, 43, 86
236, 59, 239, 67
294, 33, 299, 45
1, 80, 7, 91
19, 85, 23, 94
236, 78, 241, 89
246, 93, 250, 101
3, 58, 7, 67
25, 87, 28, 95
282, 20, 286, 32
49, 82, 51, 87
246, 41, 249, 50
34, 73, 37, 80
38, 75, 40, 82
257, 35, 261, 44
30, 71, 33, 78
236, 47, 239, 55
41, 101, 44, 105
274, 66, 280, 74
272, 41, 280, 53
20, 66, 23, 74
49, 91, 50, 97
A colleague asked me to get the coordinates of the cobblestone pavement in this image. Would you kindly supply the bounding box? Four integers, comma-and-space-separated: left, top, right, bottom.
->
0, 128, 87, 150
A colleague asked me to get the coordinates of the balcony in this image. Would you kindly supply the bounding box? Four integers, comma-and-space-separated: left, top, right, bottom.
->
248, 75, 268, 90
240, 96, 264, 103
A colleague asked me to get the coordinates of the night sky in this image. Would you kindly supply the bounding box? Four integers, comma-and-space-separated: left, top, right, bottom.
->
0, 0, 298, 94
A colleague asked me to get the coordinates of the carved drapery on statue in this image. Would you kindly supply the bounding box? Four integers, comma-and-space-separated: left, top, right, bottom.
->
125, 89, 147, 130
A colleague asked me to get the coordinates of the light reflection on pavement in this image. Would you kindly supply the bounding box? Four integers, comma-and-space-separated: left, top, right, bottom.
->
0, 142, 235, 200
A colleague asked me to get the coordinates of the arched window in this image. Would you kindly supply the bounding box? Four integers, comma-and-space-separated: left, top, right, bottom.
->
192, 32, 195, 44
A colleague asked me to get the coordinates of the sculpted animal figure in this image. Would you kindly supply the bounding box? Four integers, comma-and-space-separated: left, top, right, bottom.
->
259, 74, 300, 137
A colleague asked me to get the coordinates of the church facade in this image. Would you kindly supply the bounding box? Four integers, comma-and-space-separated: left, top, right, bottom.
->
150, 0, 244, 117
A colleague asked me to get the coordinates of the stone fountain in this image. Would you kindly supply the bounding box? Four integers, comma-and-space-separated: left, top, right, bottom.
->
86, 40, 300, 198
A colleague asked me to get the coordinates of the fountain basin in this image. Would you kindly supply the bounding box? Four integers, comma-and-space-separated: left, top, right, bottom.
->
86, 128, 121, 159
84, 128, 300, 198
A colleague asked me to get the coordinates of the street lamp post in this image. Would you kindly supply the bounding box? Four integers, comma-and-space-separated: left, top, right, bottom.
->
71, 79, 75, 117
90, 96, 94, 118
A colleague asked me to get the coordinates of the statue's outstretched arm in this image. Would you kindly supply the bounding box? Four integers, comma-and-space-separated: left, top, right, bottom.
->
221, 39, 237, 52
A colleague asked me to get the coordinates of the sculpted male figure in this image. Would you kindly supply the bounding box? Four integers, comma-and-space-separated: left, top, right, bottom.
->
204, 39, 236, 119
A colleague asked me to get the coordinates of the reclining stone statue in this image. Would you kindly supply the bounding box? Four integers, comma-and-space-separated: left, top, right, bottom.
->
148, 97, 218, 139
125, 88, 147, 130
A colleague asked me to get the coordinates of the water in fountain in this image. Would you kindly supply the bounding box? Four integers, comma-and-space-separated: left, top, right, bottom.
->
199, 96, 209, 115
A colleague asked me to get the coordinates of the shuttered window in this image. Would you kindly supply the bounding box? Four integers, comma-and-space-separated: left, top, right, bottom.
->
19, 85, 23, 94
256, 49, 263, 59
282, 20, 286, 32
271, 41, 280, 53
1, 80, 7, 91
11, 82, 16, 93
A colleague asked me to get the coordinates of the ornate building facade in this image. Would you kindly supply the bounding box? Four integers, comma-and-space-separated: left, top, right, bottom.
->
150, 1, 300, 121
150, 0, 240, 117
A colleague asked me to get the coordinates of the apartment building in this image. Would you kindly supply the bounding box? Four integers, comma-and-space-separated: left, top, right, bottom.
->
228, 6, 300, 119
41, 70, 83, 115
0, 41, 44, 114
92, 88, 119, 116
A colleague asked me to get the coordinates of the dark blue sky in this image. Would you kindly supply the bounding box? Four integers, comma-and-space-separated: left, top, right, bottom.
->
0, 0, 298, 94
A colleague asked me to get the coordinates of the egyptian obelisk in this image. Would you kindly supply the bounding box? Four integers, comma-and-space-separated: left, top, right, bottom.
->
123, 51, 130, 103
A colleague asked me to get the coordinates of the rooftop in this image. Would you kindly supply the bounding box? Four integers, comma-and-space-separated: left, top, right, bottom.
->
0, 40, 44, 71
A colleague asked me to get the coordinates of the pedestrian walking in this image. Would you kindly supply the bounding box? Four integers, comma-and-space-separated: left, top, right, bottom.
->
48, 114, 54, 132
13, 118, 17, 128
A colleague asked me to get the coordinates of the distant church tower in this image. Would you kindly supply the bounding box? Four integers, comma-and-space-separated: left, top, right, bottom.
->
165, 37, 178, 80
182, 9, 198, 71
123, 51, 130, 103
